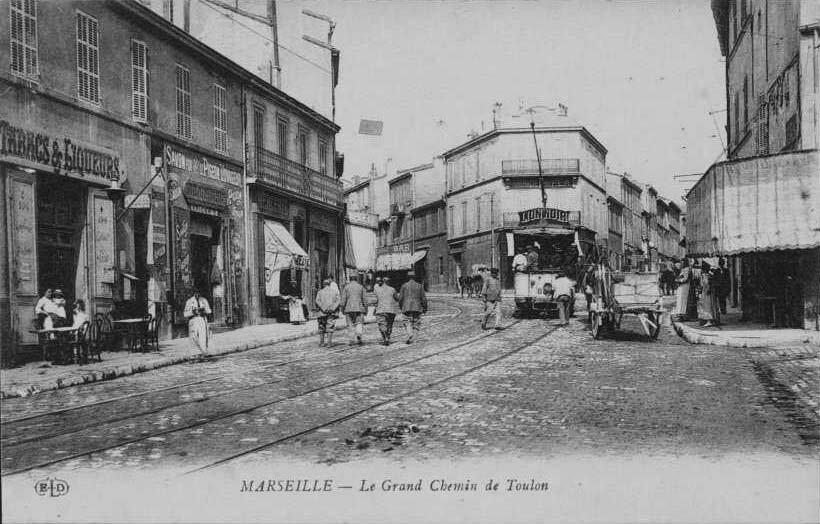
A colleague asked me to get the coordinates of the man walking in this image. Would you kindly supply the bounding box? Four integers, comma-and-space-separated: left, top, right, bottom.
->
481, 268, 503, 330
340, 274, 367, 345
398, 270, 427, 344
552, 271, 574, 327
315, 278, 340, 347
374, 276, 399, 345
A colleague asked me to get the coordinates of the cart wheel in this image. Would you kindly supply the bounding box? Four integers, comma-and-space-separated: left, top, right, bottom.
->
591, 311, 603, 339
647, 312, 661, 339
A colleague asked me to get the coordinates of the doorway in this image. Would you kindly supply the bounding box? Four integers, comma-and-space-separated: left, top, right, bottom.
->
189, 213, 223, 324
37, 174, 87, 305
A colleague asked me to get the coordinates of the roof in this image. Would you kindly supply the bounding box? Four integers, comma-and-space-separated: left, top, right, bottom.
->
343, 178, 371, 195
443, 125, 608, 159
113, 0, 340, 134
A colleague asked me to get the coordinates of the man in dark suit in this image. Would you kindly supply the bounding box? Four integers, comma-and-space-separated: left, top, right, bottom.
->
340, 274, 367, 345
398, 270, 428, 344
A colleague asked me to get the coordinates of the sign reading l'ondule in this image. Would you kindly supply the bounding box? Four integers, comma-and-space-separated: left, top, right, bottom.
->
518, 207, 572, 224
0, 120, 121, 184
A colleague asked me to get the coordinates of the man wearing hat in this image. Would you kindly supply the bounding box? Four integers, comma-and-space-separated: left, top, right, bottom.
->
398, 270, 427, 344
315, 278, 340, 347
374, 276, 399, 345
481, 268, 503, 330
526, 245, 540, 271
340, 274, 367, 345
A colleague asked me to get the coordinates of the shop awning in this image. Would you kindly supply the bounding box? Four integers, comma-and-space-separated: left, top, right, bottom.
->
375, 250, 427, 271
264, 220, 309, 271
344, 223, 376, 271
686, 150, 820, 256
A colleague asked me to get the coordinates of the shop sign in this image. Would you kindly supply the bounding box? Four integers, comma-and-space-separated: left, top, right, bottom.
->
190, 204, 220, 217
0, 120, 121, 183
377, 243, 411, 255
165, 144, 241, 186
125, 195, 151, 209
519, 207, 571, 224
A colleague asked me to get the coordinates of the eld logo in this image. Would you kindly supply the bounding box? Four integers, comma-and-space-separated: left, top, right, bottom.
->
34, 478, 69, 497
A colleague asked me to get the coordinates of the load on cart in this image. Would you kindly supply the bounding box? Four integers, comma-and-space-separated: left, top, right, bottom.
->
587, 261, 664, 339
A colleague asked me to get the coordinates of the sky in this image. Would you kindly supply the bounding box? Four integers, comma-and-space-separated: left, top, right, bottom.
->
293, 0, 727, 202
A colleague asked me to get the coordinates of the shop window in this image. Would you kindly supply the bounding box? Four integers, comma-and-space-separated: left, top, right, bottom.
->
76, 10, 100, 104
10, 0, 38, 80
213, 83, 227, 153
175, 64, 192, 139
131, 40, 148, 122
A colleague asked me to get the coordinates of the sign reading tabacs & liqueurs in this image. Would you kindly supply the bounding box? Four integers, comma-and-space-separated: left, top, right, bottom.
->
0, 120, 121, 184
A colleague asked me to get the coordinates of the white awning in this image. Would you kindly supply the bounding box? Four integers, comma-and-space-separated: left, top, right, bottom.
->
376, 250, 427, 271
264, 220, 309, 272
344, 223, 376, 271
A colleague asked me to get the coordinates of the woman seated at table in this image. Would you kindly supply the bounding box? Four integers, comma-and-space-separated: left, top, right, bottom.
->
72, 299, 89, 328
43, 289, 68, 329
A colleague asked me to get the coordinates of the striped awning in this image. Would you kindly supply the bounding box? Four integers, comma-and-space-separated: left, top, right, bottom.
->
375, 250, 427, 271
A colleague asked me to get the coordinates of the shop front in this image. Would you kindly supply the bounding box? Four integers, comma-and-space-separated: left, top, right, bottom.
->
1, 120, 135, 363
161, 142, 245, 336
375, 243, 428, 289
687, 150, 820, 330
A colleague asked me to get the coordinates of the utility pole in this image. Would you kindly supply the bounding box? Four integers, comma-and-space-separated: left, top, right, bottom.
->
530, 121, 547, 209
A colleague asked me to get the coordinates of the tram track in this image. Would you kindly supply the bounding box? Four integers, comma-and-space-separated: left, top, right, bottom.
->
2, 303, 519, 477
187, 322, 559, 475
1, 300, 465, 432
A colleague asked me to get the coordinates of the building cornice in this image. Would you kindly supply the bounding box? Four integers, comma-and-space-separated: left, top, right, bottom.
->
112, 0, 340, 134
443, 126, 608, 159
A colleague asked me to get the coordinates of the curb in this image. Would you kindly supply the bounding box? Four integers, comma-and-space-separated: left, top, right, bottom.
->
1, 327, 319, 399
672, 320, 820, 348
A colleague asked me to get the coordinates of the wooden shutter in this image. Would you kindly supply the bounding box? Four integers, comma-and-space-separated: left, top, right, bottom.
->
757, 94, 769, 155
76, 11, 100, 103
91, 194, 115, 298
10, 0, 38, 79
131, 40, 148, 122
213, 84, 227, 152
175, 65, 191, 139
7, 173, 39, 344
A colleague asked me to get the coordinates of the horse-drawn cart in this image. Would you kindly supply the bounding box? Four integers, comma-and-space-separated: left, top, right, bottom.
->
588, 268, 664, 339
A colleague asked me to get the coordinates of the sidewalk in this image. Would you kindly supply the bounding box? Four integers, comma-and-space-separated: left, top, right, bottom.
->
672, 311, 820, 348
0, 320, 321, 399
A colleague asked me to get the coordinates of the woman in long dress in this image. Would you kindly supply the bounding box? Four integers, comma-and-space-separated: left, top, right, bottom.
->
184, 291, 211, 355
674, 259, 691, 320
697, 262, 714, 326
285, 280, 306, 324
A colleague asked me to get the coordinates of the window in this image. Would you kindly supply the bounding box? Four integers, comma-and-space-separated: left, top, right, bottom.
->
213, 84, 227, 153
743, 76, 749, 132
131, 40, 148, 122
318, 138, 328, 176
461, 201, 467, 235
448, 206, 454, 236
431, 208, 438, 232
76, 11, 100, 104
475, 197, 482, 231
252, 106, 264, 171
10, 0, 38, 80
439, 256, 444, 275
734, 94, 740, 143
298, 127, 309, 166
175, 65, 191, 139
277, 117, 288, 157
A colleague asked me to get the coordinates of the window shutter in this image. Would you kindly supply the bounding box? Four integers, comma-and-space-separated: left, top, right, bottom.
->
10, 0, 38, 79
757, 94, 769, 155
213, 84, 227, 152
175, 65, 191, 139
76, 11, 100, 103
131, 41, 148, 122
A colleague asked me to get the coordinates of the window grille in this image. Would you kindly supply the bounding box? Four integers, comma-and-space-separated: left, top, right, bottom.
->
213, 84, 227, 152
10, 0, 38, 80
175, 65, 192, 139
76, 11, 100, 104
131, 40, 148, 122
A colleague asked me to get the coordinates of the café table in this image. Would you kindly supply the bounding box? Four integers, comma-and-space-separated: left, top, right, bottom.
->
112, 318, 149, 352
31, 326, 82, 363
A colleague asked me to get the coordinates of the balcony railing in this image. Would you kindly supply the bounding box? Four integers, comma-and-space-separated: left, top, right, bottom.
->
248, 146, 342, 208
501, 158, 580, 175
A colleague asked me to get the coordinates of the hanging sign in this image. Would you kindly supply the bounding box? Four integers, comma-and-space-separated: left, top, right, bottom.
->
165, 144, 241, 186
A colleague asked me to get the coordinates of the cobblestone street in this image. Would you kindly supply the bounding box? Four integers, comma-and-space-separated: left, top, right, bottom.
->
1, 298, 817, 479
